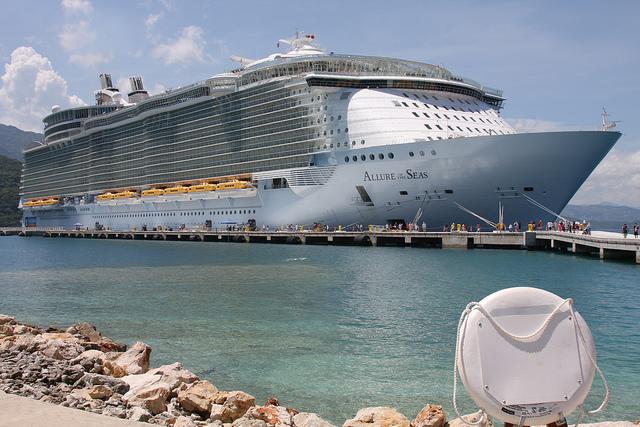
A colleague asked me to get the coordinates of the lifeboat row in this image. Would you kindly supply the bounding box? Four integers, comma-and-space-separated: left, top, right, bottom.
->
97, 180, 253, 201
23, 197, 60, 207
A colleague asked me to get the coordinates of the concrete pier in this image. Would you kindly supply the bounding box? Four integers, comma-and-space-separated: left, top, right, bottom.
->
2, 228, 639, 264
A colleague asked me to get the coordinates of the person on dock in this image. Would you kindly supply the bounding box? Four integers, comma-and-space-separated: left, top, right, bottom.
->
622, 223, 628, 238
634, 223, 639, 238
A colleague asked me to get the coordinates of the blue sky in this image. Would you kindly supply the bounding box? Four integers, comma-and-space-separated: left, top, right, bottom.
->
0, 0, 638, 206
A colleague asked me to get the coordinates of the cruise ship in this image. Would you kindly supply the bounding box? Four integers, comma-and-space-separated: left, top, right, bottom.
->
19, 33, 621, 231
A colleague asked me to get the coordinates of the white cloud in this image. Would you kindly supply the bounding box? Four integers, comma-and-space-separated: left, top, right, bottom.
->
61, 0, 93, 15
69, 52, 112, 68
0, 47, 85, 132
152, 26, 207, 65
571, 149, 640, 208
59, 21, 95, 52
145, 13, 163, 29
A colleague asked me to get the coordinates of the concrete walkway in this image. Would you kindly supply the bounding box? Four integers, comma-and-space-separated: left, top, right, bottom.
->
0, 391, 149, 427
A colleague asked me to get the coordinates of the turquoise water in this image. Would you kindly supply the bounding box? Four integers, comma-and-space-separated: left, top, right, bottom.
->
0, 237, 638, 422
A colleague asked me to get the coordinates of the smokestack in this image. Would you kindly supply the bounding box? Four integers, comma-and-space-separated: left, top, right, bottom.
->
127, 75, 149, 103
99, 73, 116, 90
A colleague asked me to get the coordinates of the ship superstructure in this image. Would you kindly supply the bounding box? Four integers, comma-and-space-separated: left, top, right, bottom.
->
20, 33, 621, 230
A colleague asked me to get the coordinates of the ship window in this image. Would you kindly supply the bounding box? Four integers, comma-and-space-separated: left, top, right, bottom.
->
361, 140, 365, 145
424, 104, 430, 108
338, 115, 342, 120
420, 150, 425, 156
330, 143, 334, 148
470, 117, 476, 122
352, 155, 358, 162
435, 113, 441, 119
457, 126, 463, 131
323, 117, 327, 122
345, 128, 348, 133
479, 118, 485, 123
323, 131, 327, 136
467, 127, 473, 132
433, 96, 439, 100
393, 101, 401, 106
454, 115, 459, 120
409, 151, 414, 157
448, 125, 454, 130
330, 116, 334, 121
402, 102, 409, 107
462, 116, 468, 121
434, 105, 439, 110
437, 136, 443, 140
475, 128, 480, 132
378, 153, 384, 159
444, 114, 450, 119
402, 92, 409, 97
431, 150, 437, 155
436, 125, 443, 130
445, 189, 454, 194
330, 130, 333, 135
337, 142, 341, 147
361, 155, 366, 161
388, 152, 394, 159
413, 103, 419, 108
423, 113, 429, 118
412, 112, 419, 117
352, 141, 356, 145
345, 156, 349, 162
425, 124, 432, 129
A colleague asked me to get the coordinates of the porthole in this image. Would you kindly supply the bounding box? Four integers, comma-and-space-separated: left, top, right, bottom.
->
345, 156, 350, 163
344, 128, 348, 133
409, 151, 414, 157
378, 153, 384, 159
330, 116, 334, 121
369, 154, 375, 160
360, 154, 366, 161
361, 140, 365, 145
420, 150, 425, 156
388, 152, 395, 159
431, 149, 437, 155
338, 115, 342, 120
352, 141, 356, 146
352, 155, 358, 162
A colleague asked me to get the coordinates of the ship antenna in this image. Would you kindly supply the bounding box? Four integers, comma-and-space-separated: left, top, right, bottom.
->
601, 107, 620, 131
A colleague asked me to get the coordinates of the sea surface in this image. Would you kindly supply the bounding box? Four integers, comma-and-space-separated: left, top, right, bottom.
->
0, 236, 638, 423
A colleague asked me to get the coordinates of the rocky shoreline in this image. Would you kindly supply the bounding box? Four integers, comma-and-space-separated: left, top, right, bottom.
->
0, 314, 636, 427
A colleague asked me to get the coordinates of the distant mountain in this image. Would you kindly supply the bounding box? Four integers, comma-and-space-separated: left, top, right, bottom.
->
562, 203, 640, 231
0, 154, 22, 226
0, 123, 44, 160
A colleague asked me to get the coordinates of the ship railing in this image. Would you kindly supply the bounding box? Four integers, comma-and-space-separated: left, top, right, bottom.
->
0, 226, 65, 232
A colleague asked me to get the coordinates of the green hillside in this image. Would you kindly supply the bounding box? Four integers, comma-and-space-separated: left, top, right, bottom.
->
0, 154, 22, 226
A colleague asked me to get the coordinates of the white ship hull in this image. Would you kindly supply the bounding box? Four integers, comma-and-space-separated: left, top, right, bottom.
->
23, 130, 619, 231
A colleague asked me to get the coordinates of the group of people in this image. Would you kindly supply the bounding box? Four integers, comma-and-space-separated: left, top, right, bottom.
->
622, 223, 640, 238
442, 223, 482, 232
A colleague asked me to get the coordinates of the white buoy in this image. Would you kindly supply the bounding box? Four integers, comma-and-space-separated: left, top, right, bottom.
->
453, 287, 608, 426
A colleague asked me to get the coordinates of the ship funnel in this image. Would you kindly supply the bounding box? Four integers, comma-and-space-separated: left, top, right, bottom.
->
127, 75, 149, 104
99, 73, 116, 90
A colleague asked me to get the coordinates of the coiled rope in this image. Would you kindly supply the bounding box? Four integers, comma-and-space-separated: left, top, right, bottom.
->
452, 298, 609, 427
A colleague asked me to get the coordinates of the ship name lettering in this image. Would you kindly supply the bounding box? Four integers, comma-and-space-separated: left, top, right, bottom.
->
363, 171, 395, 182
405, 169, 429, 179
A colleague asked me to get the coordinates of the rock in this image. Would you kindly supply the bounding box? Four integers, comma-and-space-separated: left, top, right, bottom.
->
128, 406, 153, 422
177, 380, 218, 415
38, 333, 86, 360
412, 405, 446, 427
66, 322, 103, 342
343, 407, 410, 427
446, 411, 491, 427
147, 362, 199, 388
0, 314, 16, 325
0, 324, 14, 337
244, 405, 293, 427
293, 413, 335, 427
121, 362, 200, 408
210, 391, 256, 423
232, 418, 269, 427
111, 341, 151, 375
88, 384, 113, 400
75, 373, 130, 395
124, 382, 171, 415
175, 416, 199, 427
71, 349, 106, 371
102, 405, 127, 418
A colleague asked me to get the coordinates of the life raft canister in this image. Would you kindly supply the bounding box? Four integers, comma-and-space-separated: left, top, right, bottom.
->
455, 287, 603, 425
